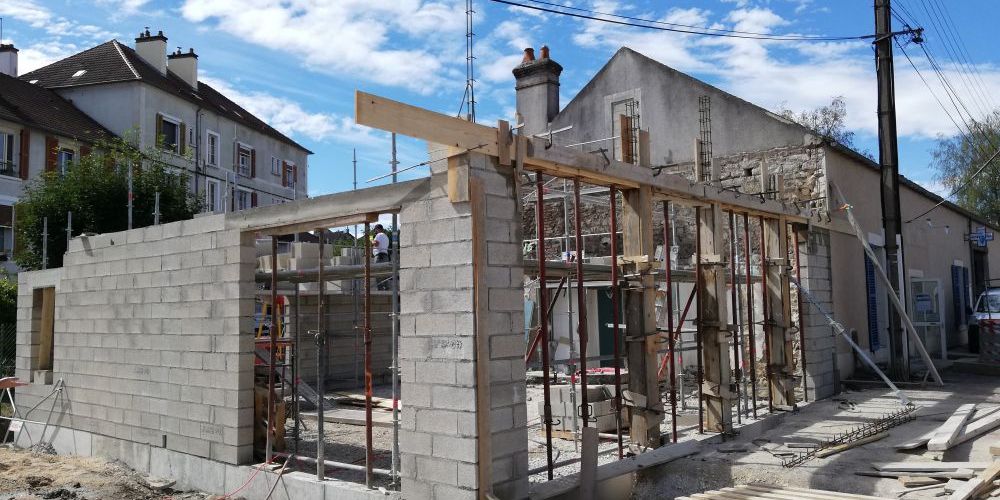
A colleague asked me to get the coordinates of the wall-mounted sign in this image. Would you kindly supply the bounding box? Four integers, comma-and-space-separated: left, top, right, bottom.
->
965, 226, 995, 247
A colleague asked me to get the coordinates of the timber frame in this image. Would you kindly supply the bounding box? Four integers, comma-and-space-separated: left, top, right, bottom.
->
354, 91, 807, 493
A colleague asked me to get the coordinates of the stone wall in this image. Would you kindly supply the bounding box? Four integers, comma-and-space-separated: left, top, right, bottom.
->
14, 214, 256, 465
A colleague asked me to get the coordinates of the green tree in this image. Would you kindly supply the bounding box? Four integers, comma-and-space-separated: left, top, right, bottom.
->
779, 96, 857, 147
932, 111, 1000, 225
14, 133, 201, 270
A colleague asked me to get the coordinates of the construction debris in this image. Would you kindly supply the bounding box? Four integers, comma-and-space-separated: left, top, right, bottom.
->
928, 404, 977, 451
677, 484, 889, 499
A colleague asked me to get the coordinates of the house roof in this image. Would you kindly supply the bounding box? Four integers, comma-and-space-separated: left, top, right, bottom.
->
21, 40, 312, 154
0, 73, 111, 142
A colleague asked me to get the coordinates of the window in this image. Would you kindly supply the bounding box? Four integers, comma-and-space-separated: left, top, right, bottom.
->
0, 132, 15, 177
205, 179, 221, 213
236, 188, 252, 211
206, 131, 220, 167
57, 148, 74, 174
271, 156, 281, 175
31, 286, 56, 384
237, 144, 252, 177
282, 161, 296, 188
160, 116, 180, 153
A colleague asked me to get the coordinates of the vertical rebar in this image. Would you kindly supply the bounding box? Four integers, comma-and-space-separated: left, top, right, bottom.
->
793, 227, 808, 402
293, 232, 301, 456
266, 236, 278, 463
744, 212, 757, 418
390, 136, 401, 486
695, 207, 704, 433
41, 217, 47, 270
573, 179, 590, 430
317, 229, 326, 480
609, 185, 623, 456
759, 215, 774, 413
728, 211, 742, 425
535, 173, 554, 480
364, 221, 374, 488
662, 200, 677, 443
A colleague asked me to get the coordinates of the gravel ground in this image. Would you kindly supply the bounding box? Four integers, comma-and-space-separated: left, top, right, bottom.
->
283, 412, 396, 490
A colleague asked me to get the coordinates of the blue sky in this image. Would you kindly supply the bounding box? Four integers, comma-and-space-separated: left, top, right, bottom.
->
2, 0, 998, 197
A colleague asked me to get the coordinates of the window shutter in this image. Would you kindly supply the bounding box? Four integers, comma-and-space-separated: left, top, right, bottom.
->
18, 130, 29, 180
233, 142, 238, 172
281, 161, 288, 187
250, 149, 256, 178
251, 191, 258, 208
179, 122, 187, 154
44, 136, 57, 172
155, 114, 163, 148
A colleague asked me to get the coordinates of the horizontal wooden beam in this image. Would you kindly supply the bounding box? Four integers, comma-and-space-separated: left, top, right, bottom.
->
355, 90, 818, 223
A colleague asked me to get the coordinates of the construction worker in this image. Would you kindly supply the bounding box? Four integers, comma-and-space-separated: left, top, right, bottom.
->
372, 224, 391, 291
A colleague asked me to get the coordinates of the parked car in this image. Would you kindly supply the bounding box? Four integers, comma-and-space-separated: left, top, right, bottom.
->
969, 288, 1000, 353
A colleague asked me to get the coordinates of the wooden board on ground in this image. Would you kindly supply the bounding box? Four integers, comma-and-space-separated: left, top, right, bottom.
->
896, 405, 1000, 450
948, 462, 1000, 499
989, 440, 1000, 457
949, 411, 1000, 450
928, 404, 976, 451
300, 406, 393, 428
816, 432, 888, 459
676, 484, 890, 499
857, 470, 976, 480
898, 476, 943, 487
874, 462, 994, 472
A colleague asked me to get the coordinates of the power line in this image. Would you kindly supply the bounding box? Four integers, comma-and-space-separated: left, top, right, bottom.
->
491, 0, 886, 42
904, 147, 1000, 224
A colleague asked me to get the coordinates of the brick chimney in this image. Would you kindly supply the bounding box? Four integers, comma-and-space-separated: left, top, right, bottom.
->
167, 47, 198, 89
135, 28, 167, 75
0, 44, 18, 77
512, 45, 562, 137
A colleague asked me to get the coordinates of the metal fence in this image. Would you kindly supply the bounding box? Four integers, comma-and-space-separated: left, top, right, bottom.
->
0, 323, 14, 378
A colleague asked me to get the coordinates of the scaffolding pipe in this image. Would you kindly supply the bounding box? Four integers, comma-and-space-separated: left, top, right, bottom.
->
391, 217, 400, 485
728, 211, 742, 425
255, 263, 392, 283
265, 237, 278, 463
658, 287, 695, 379
744, 212, 758, 418
292, 233, 301, 456
535, 173, 555, 480
364, 222, 374, 488
573, 179, 591, 431
316, 230, 326, 481
793, 227, 808, 402
662, 200, 677, 443
609, 185, 623, 457
695, 206, 704, 434
759, 215, 774, 413
276, 453, 393, 477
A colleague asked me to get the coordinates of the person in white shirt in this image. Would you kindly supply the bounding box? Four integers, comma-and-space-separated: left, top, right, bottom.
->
371, 224, 391, 290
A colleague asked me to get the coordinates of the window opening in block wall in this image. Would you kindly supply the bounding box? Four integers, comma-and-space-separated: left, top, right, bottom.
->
30, 287, 55, 384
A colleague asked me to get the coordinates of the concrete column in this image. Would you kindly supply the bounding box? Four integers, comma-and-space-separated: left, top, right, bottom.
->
796, 228, 837, 399
398, 151, 527, 499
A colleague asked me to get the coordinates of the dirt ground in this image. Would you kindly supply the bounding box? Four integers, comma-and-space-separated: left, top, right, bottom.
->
0, 446, 209, 500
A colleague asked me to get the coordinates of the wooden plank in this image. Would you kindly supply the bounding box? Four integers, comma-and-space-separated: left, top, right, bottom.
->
815, 432, 888, 458
898, 476, 943, 487
763, 217, 795, 406
928, 404, 977, 451
989, 440, 1000, 457
620, 114, 635, 165
857, 471, 977, 480
948, 462, 1000, 499
38, 287, 55, 371
949, 409, 1000, 449
875, 462, 994, 472
896, 405, 1000, 450
470, 176, 493, 499
497, 120, 511, 167
579, 427, 598, 500
448, 156, 471, 203
698, 203, 733, 433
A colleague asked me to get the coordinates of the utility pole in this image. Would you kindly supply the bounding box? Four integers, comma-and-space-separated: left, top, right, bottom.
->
875, 0, 908, 379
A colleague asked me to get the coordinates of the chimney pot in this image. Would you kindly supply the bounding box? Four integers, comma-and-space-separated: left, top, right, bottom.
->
522, 47, 535, 63
135, 28, 168, 75
540, 45, 550, 59
0, 43, 18, 77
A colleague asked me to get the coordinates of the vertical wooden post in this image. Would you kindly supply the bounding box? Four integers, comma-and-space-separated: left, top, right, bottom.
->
697, 203, 733, 433
621, 185, 662, 448
763, 216, 796, 407
620, 114, 635, 165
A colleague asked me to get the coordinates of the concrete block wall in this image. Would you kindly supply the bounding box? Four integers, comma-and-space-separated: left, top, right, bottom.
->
796, 228, 837, 399
398, 151, 528, 500
14, 214, 256, 465
292, 293, 393, 389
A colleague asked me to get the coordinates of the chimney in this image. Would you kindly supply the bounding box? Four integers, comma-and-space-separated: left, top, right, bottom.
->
512, 45, 562, 137
167, 47, 198, 89
0, 44, 18, 77
135, 28, 168, 75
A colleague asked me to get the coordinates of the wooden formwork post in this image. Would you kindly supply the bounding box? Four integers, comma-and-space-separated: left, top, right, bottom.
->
697, 203, 733, 433
762, 216, 796, 407
621, 185, 663, 448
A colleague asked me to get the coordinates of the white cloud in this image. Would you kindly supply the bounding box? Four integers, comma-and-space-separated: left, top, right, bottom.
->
180, 0, 467, 93
201, 76, 385, 145
17, 41, 80, 74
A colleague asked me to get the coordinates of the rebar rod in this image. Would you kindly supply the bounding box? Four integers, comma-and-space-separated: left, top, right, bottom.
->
535, 173, 555, 480
317, 229, 326, 481
390, 216, 400, 486
364, 222, 374, 488
695, 206, 704, 434
609, 185, 623, 456
662, 200, 677, 443
292, 232, 301, 456
728, 211, 742, 425
573, 179, 590, 430
266, 237, 278, 463
744, 212, 757, 418
793, 228, 808, 403
759, 215, 774, 413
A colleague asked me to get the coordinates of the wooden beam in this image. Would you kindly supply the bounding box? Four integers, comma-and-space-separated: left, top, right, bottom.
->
621, 185, 663, 448
697, 203, 732, 433
470, 176, 494, 499
763, 217, 796, 407
928, 404, 976, 451
448, 156, 471, 203
620, 114, 635, 165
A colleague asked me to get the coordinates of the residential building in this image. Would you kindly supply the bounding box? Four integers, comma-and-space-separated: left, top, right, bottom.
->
18, 29, 311, 213
514, 46, 1000, 395
0, 45, 111, 271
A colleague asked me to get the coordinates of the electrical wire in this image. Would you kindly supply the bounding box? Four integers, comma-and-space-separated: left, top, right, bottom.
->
903, 147, 1000, 224
491, 0, 881, 42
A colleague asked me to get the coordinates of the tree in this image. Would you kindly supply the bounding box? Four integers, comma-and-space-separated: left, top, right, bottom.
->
779, 96, 857, 148
14, 133, 201, 270
932, 111, 1000, 226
